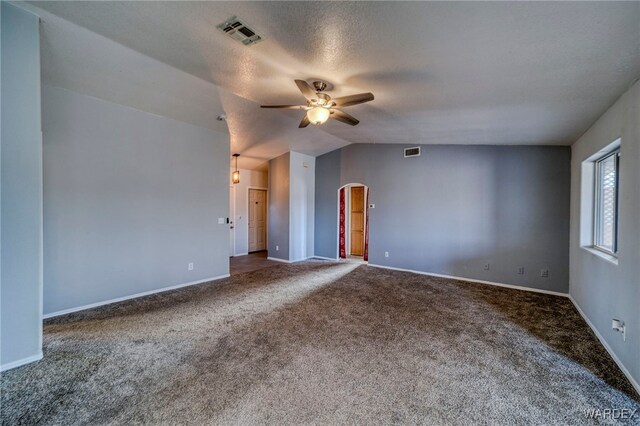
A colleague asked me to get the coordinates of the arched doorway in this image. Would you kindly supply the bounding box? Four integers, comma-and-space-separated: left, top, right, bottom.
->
337, 183, 370, 262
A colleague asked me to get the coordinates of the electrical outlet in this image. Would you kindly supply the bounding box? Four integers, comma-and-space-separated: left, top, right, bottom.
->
188, 262, 194, 271
483, 263, 490, 271
384, 251, 389, 258
276, 245, 279, 251
517, 267, 525, 275
540, 269, 549, 278
612, 319, 626, 341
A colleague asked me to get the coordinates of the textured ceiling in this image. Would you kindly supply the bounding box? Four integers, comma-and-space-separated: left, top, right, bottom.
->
26, 1, 640, 169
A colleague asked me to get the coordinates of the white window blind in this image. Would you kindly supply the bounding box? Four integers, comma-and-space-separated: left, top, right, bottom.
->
594, 150, 619, 255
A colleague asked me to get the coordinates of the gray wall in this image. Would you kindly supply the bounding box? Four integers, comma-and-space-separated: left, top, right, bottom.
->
42, 86, 230, 315
268, 153, 290, 260
315, 144, 571, 293
1, 3, 43, 369
314, 150, 341, 259
570, 80, 640, 389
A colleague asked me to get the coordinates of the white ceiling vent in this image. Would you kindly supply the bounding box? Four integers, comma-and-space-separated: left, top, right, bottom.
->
217, 16, 263, 46
404, 147, 421, 158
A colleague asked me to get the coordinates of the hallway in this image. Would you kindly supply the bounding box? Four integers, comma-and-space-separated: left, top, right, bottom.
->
230, 251, 279, 275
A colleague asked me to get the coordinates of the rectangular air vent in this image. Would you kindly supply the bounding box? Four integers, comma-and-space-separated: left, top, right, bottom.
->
217, 16, 263, 46
404, 147, 421, 158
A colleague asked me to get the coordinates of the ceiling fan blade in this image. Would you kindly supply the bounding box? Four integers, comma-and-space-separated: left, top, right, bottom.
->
330, 109, 359, 126
332, 92, 374, 107
299, 114, 311, 128
295, 79, 318, 100
260, 105, 306, 109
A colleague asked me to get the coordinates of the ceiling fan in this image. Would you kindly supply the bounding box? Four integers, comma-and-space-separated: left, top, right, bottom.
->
261, 80, 374, 128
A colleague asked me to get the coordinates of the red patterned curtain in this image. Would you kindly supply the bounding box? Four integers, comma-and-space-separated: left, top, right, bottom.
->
364, 188, 370, 261
339, 187, 346, 259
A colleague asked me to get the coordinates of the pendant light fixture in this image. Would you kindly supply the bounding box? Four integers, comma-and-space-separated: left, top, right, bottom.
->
232, 153, 240, 184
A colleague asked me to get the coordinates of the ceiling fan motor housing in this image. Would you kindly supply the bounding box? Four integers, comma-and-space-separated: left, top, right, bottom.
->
312, 80, 328, 92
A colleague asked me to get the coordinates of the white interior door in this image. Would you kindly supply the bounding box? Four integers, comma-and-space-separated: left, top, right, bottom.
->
249, 189, 267, 252
229, 186, 235, 256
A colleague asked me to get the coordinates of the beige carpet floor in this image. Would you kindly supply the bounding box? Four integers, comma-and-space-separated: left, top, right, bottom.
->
1, 260, 638, 425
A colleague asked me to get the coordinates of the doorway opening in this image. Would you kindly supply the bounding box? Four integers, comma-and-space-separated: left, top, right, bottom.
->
337, 183, 370, 262
248, 188, 267, 253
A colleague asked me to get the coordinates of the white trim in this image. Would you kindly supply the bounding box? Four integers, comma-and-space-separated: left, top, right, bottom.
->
336, 183, 369, 260
267, 256, 291, 263
367, 264, 568, 297
569, 296, 640, 395
43, 274, 230, 319
267, 256, 315, 263
580, 138, 622, 256
233, 252, 249, 257
346, 188, 351, 256
39, 131, 44, 351
313, 256, 339, 261
229, 185, 235, 257
580, 246, 619, 265
0, 352, 43, 372
290, 256, 313, 263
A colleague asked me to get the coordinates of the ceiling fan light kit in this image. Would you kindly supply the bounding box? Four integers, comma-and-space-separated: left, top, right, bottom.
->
261, 79, 374, 128
307, 106, 331, 125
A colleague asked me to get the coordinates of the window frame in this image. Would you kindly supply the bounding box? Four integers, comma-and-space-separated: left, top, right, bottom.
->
592, 148, 620, 256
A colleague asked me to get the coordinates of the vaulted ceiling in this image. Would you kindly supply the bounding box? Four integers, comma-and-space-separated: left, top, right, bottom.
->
26, 1, 640, 170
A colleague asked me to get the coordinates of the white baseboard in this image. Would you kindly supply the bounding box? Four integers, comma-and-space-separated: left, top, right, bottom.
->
569, 296, 640, 395
43, 274, 230, 319
267, 256, 315, 263
313, 256, 339, 261
233, 252, 249, 257
267, 256, 291, 263
367, 264, 569, 297
0, 352, 43, 372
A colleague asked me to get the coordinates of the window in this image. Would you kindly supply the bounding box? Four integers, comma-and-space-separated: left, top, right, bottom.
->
593, 149, 620, 255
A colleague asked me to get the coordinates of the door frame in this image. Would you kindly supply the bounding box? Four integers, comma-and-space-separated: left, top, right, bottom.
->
229, 185, 235, 257
349, 186, 365, 256
336, 183, 369, 261
248, 187, 269, 253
